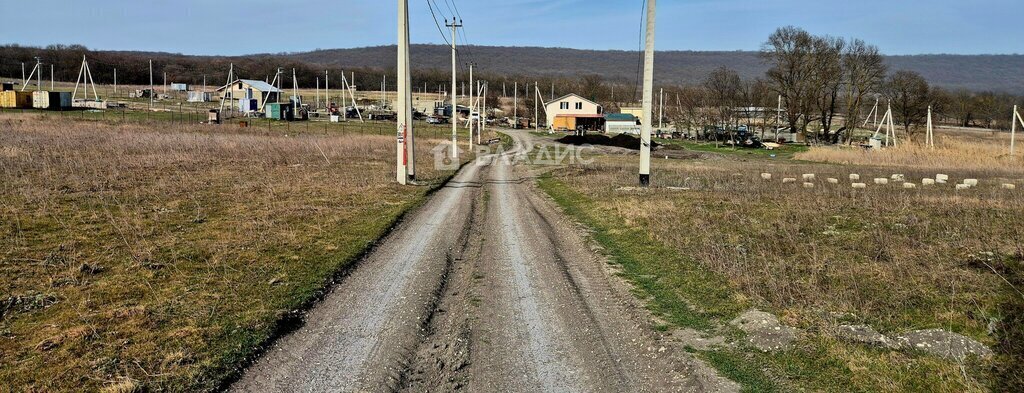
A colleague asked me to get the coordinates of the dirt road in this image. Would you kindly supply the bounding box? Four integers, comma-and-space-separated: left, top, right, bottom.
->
231, 131, 735, 392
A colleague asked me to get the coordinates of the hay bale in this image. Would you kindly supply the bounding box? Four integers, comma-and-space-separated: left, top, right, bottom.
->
852, 183, 867, 189
802, 174, 816, 181
782, 178, 797, 184
936, 174, 949, 182
922, 178, 936, 186
891, 174, 905, 182
803, 182, 815, 189
903, 183, 917, 189
956, 184, 971, 191
1002, 184, 1016, 190
761, 173, 773, 180
874, 178, 889, 185
964, 179, 979, 186
849, 174, 861, 181
827, 178, 839, 184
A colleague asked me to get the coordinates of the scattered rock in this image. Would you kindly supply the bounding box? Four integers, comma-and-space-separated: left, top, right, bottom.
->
729, 309, 799, 352
895, 329, 993, 360
670, 328, 727, 351
836, 324, 896, 349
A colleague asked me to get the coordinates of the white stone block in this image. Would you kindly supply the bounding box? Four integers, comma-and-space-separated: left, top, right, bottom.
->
903, 183, 917, 189
852, 183, 867, 189
964, 179, 979, 186
956, 184, 971, 190
803, 182, 815, 189
827, 178, 839, 184
849, 174, 860, 181
874, 178, 889, 185
891, 174, 905, 181
922, 178, 936, 186
1002, 184, 1017, 190
782, 178, 797, 184
936, 174, 949, 182
761, 173, 772, 180
802, 174, 816, 181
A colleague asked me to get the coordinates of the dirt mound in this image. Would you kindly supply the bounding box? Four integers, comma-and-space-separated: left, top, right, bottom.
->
556, 134, 658, 151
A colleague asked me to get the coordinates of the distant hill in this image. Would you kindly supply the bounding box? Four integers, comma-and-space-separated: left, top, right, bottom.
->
2, 44, 1022, 94
292, 45, 1024, 94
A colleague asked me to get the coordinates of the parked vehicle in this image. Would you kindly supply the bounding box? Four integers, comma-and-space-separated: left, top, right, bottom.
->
426, 115, 448, 124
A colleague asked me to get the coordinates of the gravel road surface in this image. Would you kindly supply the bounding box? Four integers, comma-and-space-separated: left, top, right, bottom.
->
232, 131, 736, 393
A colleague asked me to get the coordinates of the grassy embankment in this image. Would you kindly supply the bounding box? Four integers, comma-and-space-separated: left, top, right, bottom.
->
537, 135, 1023, 392
0, 114, 473, 391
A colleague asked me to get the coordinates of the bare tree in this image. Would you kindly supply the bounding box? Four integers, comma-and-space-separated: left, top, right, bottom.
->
807, 36, 846, 143
842, 39, 887, 143
884, 70, 931, 136
704, 66, 742, 143
762, 26, 817, 141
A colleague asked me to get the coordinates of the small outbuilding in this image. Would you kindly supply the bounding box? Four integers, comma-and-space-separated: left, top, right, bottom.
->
216, 79, 282, 111
605, 113, 640, 134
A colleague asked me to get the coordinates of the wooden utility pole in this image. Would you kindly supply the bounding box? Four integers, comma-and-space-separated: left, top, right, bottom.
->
447, 17, 463, 159
639, 0, 656, 186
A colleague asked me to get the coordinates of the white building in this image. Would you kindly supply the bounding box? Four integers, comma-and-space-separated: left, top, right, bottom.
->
545, 93, 603, 132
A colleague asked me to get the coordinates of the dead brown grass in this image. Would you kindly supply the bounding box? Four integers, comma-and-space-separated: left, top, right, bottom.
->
0, 115, 462, 391
797, 131, 1023, 174
545, 149, 1024, 391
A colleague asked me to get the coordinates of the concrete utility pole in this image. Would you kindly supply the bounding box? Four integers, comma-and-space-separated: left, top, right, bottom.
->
113, 68, 117, 95
1012, 105, 1020, 156
776, 95, 782, 141
535, 81, 539, 131
468, 63, 475, 151
514, 81, 520, 127
659, 87, 664, 130
639, 0, 656, 186
325, 70, 330, 109
149, 60, 154, 109
447, 17, 463, 159
926, 106, 934, 148
396, 0, 412, 184
35, 57, 41, 92
50, 64, 54, 90
21, 62, 25, 86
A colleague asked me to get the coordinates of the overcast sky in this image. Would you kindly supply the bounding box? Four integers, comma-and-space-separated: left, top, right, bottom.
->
1, 0, 1021, 56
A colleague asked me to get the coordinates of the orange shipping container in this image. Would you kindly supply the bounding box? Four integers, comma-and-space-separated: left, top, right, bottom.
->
0, 91, 33, 108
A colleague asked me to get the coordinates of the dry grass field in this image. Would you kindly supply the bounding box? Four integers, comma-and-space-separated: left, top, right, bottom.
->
0, 115, 466, 391
539, 136, 1023, 391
